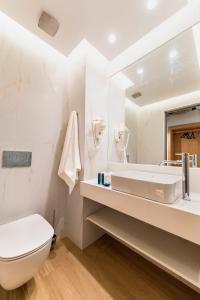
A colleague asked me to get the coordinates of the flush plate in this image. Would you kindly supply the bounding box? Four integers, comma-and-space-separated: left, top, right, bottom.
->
2, 151, 32, 167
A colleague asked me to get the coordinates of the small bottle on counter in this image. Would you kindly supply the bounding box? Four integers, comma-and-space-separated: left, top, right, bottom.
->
97, 172, 112, 187
98, 172, 102, 184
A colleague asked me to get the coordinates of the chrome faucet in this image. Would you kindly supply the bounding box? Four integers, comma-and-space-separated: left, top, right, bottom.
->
160, 153, 197, 201
191, 154, 198, 168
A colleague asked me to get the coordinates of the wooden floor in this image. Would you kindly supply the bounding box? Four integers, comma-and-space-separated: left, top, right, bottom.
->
1, 235, 200, 300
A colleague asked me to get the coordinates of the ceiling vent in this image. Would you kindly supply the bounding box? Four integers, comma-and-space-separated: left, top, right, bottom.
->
131, 92, 142, 99
38, 11, 60, 37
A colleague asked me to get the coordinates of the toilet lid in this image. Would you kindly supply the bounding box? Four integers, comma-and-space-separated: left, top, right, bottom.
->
0, 214, 54, 261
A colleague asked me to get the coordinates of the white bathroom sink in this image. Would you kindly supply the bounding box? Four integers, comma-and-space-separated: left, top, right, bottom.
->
111, 171, 182, 204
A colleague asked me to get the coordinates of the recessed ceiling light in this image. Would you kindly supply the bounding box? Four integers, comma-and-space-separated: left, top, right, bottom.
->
137, 68, 144, 75
169, 49, 178, 60
147, 0, 158, 10
108, 33, 117, 44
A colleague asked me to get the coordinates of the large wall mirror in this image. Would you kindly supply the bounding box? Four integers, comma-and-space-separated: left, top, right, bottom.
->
108, 22, 200, 167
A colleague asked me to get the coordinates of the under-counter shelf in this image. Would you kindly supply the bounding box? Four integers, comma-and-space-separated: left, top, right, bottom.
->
87, 207, 200, 292
81, 180, 200, 246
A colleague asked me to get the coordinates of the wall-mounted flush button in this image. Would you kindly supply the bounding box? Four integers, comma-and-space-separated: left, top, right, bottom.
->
2, 151, 32, 167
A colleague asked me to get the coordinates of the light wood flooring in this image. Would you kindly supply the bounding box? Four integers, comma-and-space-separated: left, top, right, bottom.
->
1, 235, 200, 300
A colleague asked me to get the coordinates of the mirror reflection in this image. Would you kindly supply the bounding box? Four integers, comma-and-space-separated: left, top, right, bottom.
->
166, 105, 200, 167
109, 22, 200, 167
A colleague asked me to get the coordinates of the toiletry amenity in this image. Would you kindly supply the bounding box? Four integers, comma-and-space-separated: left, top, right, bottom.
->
104, 172, 112, 186
97, 172, 111, 187
58, 111, 81, 194
101, 173, 105, 185
98, 172, 102, 184
103, 182, 110, 187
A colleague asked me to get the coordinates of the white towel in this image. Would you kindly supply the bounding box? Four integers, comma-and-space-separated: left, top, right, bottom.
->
58, 111, 81, 194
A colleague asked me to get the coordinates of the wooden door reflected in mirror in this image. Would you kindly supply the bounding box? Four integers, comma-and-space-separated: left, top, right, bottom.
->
168, 123, 200, 167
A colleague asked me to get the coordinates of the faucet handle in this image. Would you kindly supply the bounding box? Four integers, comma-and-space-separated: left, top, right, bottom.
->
175, 153, 185, 159
175, 153, 191, 158
175, 153, 182, 157
176, 153, 197, 167
190, 153, 198, 167
176, 152, 197, 158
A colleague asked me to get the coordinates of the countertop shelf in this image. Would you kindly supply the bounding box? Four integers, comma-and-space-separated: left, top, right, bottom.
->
80, 180, 200, 246
87, 207, 200, 292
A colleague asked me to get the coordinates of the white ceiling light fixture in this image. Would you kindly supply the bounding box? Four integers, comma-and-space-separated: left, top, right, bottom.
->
147, 0, 158, 10
108, 33, 117, 45
137, 68, 144, 75
169, 49, 178, 61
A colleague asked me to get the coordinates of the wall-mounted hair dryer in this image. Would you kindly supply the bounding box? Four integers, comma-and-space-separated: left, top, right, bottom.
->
92, 118, 106, 147
115, 123, 130, 163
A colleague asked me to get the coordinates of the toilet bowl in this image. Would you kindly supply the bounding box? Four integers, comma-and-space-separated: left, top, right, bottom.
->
0, 214, 54, 290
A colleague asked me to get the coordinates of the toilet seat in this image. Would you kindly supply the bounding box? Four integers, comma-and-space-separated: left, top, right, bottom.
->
0, 214, 54, 262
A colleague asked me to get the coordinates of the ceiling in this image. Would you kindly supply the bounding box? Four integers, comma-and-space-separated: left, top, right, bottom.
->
125, 24, 200, 106
0, 0, 187, 60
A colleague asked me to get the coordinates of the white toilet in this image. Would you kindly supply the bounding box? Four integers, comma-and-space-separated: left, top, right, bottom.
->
0, 214, 54, 290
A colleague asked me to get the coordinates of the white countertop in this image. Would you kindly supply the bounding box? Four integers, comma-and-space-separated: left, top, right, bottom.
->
82, 179, 200, 216
80, 179, 200, 245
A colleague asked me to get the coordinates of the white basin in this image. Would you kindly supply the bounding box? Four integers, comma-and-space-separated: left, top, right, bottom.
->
111, 170, 182, 204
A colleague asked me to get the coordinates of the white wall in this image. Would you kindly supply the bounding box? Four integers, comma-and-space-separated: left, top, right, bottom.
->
62, 54, 86, 248
0, 26, 110, 248
84, 52, 109, 179
137, 91, 200, 164
108, 76, 126, 162
125, 99, 138, 163
0, 15, 70, 233
82, 51, 110, 248
62, 42, 109, 248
